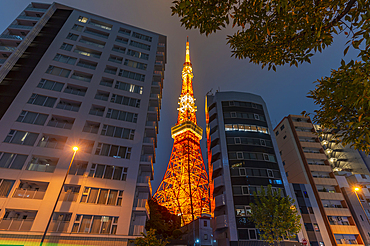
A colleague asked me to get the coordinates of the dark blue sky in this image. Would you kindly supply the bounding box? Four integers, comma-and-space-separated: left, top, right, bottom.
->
0, 0, 359, 193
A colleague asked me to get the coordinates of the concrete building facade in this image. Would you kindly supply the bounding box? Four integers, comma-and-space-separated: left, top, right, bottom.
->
0, 2, 166, 245
274, 115, 364, 246
205, 92, 300, 246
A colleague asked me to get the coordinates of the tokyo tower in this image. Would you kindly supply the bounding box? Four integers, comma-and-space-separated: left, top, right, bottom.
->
153, 38, 210, 225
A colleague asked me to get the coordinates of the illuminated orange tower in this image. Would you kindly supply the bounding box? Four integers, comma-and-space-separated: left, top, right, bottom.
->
154, 38, 210, 225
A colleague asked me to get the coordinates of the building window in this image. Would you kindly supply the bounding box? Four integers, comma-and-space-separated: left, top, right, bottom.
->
72, 24, 83, 32
77, 16, 88, 23
115, 36, 128, 44
132, 32, 152, 42
37, 79, 64, 91
127, 49, 149, 60
1, 210, 37, 231
224, 124, 269, 134
95, 143, 131, 159
106, 108, 138, 123
88, 164, 127, 181
80, 187, 123, 206
129, 40, 150, 50
16, 111, 48, 125
118, 69, 145, 82
53, 54, 77, 65
78, 139, 95, 154
204, 234, 208, 240
275, 131, 279, 136
124, 59, 147, 70
110, 94, 140, 108
280, 124, 285, 130
72, 215, 118, 234
0, 179, 15, 197
60, 43, 73, 51
101, 125, 135, 140
112, 45, 126, 54
27, 94, 57, 107
69, 161, 88, 176
118, 28, 131, 35
46, 66, 71, 77
204, 220, 207, 227
313, 223, 319, 231
0, 152, 28, 170
115, 81, 143, 94
27, 156, 58, 173
4, 130, 38, 146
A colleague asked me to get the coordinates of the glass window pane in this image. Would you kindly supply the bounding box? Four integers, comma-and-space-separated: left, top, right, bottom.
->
107, 190, 118, 205
90, 216, 102, 233
0, 180, 15, 197
97, 189, 109, 204
34, 114, 48, 125
95, 165, 105, 178
23, 112, 37, 123
11, 154, 27, 169
104, 166, 113, 179
109, 145, 119, 157
0, 153, 15, 168
87, 188, 99, 203
78, 215, 92, 233
113, 167, 122, 180
100, 216, 112, 234
101, 144, 110, 156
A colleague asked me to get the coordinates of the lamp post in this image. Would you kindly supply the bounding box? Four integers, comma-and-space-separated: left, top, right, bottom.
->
40, 146, 78, 246
353, 187, 370, 224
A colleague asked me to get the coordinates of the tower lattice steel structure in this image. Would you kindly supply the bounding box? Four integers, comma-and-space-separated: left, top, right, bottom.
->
153, 39, 210, 225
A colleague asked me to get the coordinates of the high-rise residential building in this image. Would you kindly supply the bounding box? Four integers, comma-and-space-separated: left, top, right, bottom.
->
154, 39, 210, 225
274, 115, 364, 246
0, 2, 166, 245
205, 92, 299, 246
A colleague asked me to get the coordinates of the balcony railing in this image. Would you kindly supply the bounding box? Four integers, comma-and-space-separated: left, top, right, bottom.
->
25, 7, 47, 12
49, 221, 69, 232
145, 121, 156, 127
0, 34, 24, 40
13, 189, 45, 199
47, 121, 73, 129
0, 46, 17, 52
17, 15, 40, 20
9, 25, 33, 30
108, 57, 122, 64
59, 192, 79, 202
71, 74, 91, 82
104, 69, 116, 75
76, 62, 96, 70
135, 198, 148, 208
74, 49, 101, 59
140, 155, 153, 163
151, 81, 160, 86
156, 51, 164, 56
89, 22, 112, 31
84, 29, 108, 39
143, 137, 155, 144
158, 43, 165, 47
0, 218, 34, 231
27, 162, 56, 173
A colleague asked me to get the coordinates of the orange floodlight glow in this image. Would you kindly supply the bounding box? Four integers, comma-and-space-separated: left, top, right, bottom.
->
354, 187, 360, 191
153, 38, 210, 225
72, 146, 79, 151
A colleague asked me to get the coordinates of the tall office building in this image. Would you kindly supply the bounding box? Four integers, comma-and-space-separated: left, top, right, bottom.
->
0, 2, 166, 245
205, 92, 298, 246
274, 115, 364, 246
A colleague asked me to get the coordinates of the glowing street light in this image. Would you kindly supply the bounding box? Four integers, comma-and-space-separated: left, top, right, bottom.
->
40, 146, 79, 245
353, 186, 370, 224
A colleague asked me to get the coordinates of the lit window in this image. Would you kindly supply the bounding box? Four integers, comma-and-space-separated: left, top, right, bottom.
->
78, 16, 88, 23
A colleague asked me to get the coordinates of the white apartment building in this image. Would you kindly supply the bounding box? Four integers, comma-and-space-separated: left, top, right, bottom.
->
0, 2, 166, 245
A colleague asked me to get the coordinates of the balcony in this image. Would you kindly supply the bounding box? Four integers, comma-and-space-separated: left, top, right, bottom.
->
17, 15, 40, 21
211, 129, 219, 140
300, 142, 322, 149
49, 221, 69, 232
212, 145, 221, 156
214, 176, 224, 189
25, 7, 47, 12
308, 164, 332, 172
136, 176, 152, 194
304, 152, 327, 160
215, 194, 226, 208
318, 191, 344, 200
324, 207, 352, 216
215, 215, 228, 230
293, 121, 313, 129
313, 177, 338, 186
73, 49, 101, 59
0, 218, 34, 231
13, 189, 46, 199
330, 225, 359, 234
0, 46, 17, 52
71, 74, 92, 82
151, 81, 161, 87
0, 34, 24, 41
79, 39, 105, 49
296, 131, 316, 138
8, 25, 33, 30
213, 159, 222, 172
83, 29, 109, 39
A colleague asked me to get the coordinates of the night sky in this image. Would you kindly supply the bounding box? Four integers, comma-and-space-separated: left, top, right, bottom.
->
0, 0, 359, 193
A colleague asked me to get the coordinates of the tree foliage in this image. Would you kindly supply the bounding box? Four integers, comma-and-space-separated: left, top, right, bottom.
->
171, 0, 370, 153
145, 199, 182, 239
249, 186, 301, 245
134, 229, 168, 246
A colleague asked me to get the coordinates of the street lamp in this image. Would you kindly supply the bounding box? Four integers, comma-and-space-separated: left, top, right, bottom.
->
40, 146, 79, 245
353, 186, 370, 224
